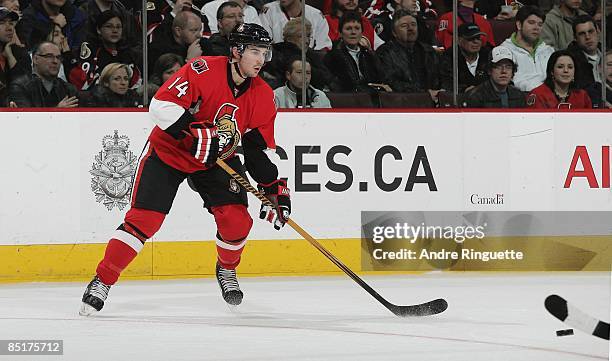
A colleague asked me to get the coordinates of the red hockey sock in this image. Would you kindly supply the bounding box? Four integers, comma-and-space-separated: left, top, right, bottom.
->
213, 204, 252, 270
96, 239, 138, 285
216, 242, 245, 270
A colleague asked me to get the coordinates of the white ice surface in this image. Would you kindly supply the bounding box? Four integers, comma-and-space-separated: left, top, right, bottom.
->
0, 273, 609, 361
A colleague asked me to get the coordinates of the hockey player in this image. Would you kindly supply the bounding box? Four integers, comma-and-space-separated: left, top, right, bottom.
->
79, 23, 291, 315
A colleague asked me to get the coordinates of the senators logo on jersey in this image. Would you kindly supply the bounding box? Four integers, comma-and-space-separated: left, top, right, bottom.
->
214, 103, 240, 159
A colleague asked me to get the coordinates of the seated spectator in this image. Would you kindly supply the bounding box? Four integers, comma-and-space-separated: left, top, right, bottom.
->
324, 10, 389, 92
566, 15, 601, 90
436, 0, 495, 49
343, 0, 437, 20
527, 50, 592, 108
440, 22, 490, 93
18, 0, 87, 50
541, 0, 587, 50
82, 62, 142, 107
500, 6, 554, 91
274, 58, 331, 108
147, 0, 210, 35
202, 0, 258, 34
142, 52, 184, 101
8, 41, 79, 107
0, 7, 30, 106
148, 10, 208, 70
325, 0, 383, 50
370, 0, 436, 44
206, 1, 243, 56
604, 50, 612, 108
259, 0, 332, 50
80, 0, 140, 52
376, 10, 439, 95
66, 10, 141, 90
465, 45, 526, 108
474, 0, 539, 20
45, 22, 71, 81
0, 0, 20, 15
262, 17, 334, 90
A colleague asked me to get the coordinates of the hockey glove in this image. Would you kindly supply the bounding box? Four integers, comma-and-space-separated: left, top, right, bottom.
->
189, 122, 220, 167
258, 179, 291, 230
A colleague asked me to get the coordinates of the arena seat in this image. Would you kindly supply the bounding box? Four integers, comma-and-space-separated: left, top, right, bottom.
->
378, 92, 434, 108
489, 19, 516, 45
327, 92, 375, 108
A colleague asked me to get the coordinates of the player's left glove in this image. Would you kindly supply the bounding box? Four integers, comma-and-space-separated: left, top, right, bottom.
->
189, 122, 219, 167
258, 179, 291, 230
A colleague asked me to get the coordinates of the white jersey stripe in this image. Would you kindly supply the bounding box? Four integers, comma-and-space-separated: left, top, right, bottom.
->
203, 128, 212, 163
195, 128, 203, 160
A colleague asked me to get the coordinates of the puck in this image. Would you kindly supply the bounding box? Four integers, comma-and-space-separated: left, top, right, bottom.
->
556, 329, 574, 336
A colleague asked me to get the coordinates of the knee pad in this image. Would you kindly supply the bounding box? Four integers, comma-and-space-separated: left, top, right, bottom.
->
212, 204, 253, 241
123, 207, 166, 240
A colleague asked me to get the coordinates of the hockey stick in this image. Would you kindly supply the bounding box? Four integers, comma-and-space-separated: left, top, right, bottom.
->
545, 294, 610, 340
216, 159, 448, 317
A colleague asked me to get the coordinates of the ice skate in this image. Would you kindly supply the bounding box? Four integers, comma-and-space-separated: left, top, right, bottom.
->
79, 276, 111, 316
215, 263, 243, 306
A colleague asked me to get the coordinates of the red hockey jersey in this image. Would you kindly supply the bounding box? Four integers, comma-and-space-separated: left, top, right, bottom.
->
148, 56, 277, 174
527, 84, 592, 109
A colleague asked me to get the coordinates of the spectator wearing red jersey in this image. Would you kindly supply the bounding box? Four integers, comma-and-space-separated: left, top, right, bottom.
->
66, 10, 141, 90
527, 50, 592, 109
436, 0, 495, 49
325, 0, 383, 50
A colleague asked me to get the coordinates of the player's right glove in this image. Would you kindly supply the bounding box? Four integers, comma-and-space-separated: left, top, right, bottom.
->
189, 122, 219, 167
258, 179, 291, 230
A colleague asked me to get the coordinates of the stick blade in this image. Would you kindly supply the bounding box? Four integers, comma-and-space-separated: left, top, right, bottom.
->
545, 294, 568, 321
389, 298, 448, 317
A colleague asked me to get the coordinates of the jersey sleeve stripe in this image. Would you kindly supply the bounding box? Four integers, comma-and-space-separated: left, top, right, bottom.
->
149, 97, 188, 130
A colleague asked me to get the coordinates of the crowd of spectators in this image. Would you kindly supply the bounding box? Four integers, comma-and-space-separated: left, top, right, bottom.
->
0, 0, 611, 108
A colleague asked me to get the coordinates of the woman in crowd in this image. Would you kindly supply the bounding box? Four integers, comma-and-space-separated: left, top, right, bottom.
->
141, 53, 184, 102
324, 10, 389, 93
527, 50, 591, 109
82, 62, 142, 107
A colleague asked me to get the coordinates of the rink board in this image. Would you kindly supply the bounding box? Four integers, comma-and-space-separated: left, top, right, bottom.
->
1, 111, 611, 282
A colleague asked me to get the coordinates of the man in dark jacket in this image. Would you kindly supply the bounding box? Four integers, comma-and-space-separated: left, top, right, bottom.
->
206, 1, 242, 56
566, 15, 601, 94
0, 7, 31, 106
375, 10, 439, 94
148, 10, 210, 70
465, 45, 526, 108
8, 41, 79, 107
440, 22, 489, 93
18, 0, 87, 50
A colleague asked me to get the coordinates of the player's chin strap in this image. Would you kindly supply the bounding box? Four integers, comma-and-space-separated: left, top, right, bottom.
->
233, 61, 247, 80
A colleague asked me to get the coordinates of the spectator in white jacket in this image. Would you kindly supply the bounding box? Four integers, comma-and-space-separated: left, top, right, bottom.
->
202, 0, 260, 34
500, 5, 555, 92
274, 58, 331, 108
260, 0, 332, 50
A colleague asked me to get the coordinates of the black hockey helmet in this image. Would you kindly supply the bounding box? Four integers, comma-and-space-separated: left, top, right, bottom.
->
229, 23, 273, 61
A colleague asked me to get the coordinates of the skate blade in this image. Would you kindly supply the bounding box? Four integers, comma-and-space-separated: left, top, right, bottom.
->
79, 303, 99, 316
